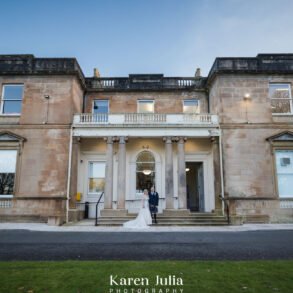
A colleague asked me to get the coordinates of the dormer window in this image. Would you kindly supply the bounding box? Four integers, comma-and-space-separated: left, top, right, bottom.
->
0, 84, 24, 115
269, 83, 292, 115
183, 99, 200, 113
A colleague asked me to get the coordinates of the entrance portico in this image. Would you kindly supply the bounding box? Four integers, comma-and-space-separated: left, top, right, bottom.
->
70, 112, 222, 218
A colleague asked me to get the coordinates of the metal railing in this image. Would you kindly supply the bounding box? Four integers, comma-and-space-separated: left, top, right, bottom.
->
95, 192, 104, 226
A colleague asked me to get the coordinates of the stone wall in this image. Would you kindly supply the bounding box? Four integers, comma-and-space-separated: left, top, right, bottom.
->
85, 91, 208, 114
0, 76, 83, 222
209, 74, 293, 223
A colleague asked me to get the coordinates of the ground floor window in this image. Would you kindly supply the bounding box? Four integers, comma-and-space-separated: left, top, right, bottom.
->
88, 162, 105, 194
136, 151, 155, 193
0, 150, 17, 196
275, 150, 293, 197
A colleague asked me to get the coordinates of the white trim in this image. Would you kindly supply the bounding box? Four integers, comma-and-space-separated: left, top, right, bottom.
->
80, 154, 106, 201
0, 84, 24, 115
272, 113, 293, 116
0, 194, 13, 199
73, 128, 220, 138
185, 152, 215, 212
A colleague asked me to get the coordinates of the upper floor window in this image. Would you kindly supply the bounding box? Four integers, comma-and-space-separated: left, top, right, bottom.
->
183, 99, 200, 113
93, 100, 109, 114
269, 83, 292, 115
0, 84, 24, 115
138, 100, 154, 113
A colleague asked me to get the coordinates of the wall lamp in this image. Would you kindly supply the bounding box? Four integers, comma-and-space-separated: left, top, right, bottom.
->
243, 93, 251, 100
243, 93, 252, 123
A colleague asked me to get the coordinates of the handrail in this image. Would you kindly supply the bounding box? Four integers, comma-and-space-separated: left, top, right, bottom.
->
95, 192, 104, 226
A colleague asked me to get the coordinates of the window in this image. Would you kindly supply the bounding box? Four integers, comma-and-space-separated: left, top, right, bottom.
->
1, 84, 24, 115
138, 100, 154, 113
136, 151, 155, 193
275, 150, 293, 197
88, 162, 105, 194
269, 83, 293, 114
93, 100, 109, 114
183, 100, 200, 113
0, 150, 17, 197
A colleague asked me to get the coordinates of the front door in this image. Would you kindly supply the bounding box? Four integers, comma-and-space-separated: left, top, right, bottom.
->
197, 163, 205, 212
186, 162, 204, 212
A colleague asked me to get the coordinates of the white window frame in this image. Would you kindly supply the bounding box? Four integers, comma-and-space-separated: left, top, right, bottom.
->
274, 149, 293, 198
269, 83, 293, 116
0, 149, 18, 198
137, 100, 155, 113
0, 84, 24, 116
92, 99, 109, 114
135, 150, 156, 195
183, 99, 200, 113
87, 160, 106, 196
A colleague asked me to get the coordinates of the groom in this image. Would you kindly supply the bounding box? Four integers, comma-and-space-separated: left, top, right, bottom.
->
149, 186, 159, 224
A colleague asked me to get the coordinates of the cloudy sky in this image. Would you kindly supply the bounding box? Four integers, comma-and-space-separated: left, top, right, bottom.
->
1, 0, 292, 77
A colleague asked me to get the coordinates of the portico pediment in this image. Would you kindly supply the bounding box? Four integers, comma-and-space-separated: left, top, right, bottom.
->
266, 131, 293, 142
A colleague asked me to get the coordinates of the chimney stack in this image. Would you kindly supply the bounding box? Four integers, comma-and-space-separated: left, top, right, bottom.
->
195, 68, 201, 78
93, 68, 100, 78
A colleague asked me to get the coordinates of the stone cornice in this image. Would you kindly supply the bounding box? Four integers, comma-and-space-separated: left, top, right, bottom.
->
0, 55, 86, 89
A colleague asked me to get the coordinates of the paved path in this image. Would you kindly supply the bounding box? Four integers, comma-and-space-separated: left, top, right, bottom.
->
0, 229, 293, 261
1, 222, 293, 232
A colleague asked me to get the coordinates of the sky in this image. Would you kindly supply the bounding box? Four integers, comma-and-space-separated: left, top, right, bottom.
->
1, 0, 293, 77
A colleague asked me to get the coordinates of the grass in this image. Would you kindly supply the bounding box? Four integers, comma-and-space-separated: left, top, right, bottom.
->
0, 261, 292, 293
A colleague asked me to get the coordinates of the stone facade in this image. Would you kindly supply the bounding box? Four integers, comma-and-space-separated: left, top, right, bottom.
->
0, 54, 293, 225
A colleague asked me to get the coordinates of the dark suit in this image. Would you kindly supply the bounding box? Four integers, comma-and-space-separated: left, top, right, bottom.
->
148, 191, 159, 214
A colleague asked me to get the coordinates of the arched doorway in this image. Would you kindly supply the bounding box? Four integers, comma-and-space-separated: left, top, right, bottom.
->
136, 151, 156, 193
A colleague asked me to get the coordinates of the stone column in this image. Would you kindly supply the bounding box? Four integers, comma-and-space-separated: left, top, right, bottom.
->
117, 136, 127, 210
177, 137, 187, 209
104, 136, 114, 209
211, 136, 222, 212
164, 137, 174, 209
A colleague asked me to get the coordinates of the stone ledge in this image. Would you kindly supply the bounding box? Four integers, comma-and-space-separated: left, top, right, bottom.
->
47, 216, 64, 226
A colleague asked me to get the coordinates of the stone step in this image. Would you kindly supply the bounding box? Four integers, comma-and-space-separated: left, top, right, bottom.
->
97, 222, 228, 226
98, 216, 226, 220
98, 218, 227, 223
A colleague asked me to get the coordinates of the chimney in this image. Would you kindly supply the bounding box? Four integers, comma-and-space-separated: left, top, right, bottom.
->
195, 68, 201, 78
93, 68, 100, 78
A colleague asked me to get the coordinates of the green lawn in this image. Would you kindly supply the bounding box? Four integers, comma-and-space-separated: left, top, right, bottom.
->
0, 261, 292, 293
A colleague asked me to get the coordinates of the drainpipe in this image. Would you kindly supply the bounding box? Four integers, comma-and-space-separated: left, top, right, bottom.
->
66, 127, 73, 223
219, 126, 225, 214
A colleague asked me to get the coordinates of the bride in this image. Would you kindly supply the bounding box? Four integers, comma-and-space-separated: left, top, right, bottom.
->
123, 189, 152, 229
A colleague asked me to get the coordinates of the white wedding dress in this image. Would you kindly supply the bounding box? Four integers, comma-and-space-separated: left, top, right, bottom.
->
123, 196, 152, 229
